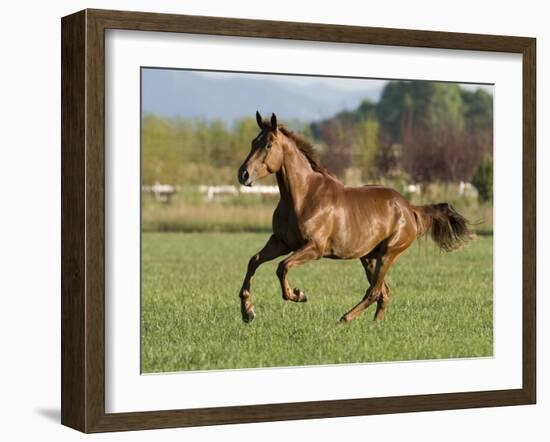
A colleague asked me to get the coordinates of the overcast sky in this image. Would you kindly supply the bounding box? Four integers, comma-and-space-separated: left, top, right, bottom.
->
195, 70, 493, 93
142, 69, 493, 125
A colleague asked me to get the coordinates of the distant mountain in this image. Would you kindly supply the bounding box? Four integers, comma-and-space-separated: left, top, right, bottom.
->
141, 69, 382, 126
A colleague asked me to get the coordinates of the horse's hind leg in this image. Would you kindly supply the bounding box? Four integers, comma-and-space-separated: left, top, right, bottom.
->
362, 256, 390, 321
339, 250, 401, 323
374, 285, 390, 320
239, 235, 289, 323
338, 285, 379, 323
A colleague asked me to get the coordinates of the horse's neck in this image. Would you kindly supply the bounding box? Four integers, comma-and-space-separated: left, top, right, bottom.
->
276, 141, 316, 214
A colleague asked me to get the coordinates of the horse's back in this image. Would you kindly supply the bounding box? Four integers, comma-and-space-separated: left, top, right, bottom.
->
344, 184, 413, 213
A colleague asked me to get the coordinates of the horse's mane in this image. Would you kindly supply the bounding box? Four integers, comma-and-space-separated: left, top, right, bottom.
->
277, 126, 337, 178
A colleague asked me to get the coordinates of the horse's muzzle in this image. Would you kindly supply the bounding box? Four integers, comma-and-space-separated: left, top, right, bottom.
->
238, 166, 252, 186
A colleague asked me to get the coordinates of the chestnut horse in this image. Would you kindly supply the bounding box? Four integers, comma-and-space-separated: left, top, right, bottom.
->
237, 111, 473, 324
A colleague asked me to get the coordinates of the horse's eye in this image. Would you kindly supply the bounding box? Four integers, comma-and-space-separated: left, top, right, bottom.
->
266, 143, 272, 150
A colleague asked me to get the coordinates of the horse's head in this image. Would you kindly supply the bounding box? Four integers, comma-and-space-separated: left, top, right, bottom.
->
238, 111, 284, 186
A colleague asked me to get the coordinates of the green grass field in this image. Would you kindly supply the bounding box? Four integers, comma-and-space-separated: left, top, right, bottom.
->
141, 232, 493, 373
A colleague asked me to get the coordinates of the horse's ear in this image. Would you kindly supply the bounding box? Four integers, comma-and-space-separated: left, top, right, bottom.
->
256, 111, 263, 129
271, 113, 278, 131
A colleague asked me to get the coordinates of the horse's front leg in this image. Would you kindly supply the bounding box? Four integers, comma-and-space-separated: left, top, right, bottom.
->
276, 242, 321, 303
239, 235, 289, 323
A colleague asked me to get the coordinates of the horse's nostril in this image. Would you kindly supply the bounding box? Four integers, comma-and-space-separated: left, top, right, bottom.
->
241, 169, 249, 182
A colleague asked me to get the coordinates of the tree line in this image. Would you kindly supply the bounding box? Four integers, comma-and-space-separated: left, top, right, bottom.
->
312, 81, 493, 184
142, 80, 493, 190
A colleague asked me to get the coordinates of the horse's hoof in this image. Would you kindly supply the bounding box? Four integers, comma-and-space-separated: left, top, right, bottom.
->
242, 306, 256, 323
293, 288, 307, 302
338, 315, 350, 325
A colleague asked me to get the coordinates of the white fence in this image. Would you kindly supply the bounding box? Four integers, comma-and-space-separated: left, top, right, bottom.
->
405, 183, 421, 195
458, 181, 479, 197
143, 182, 478, 203
198, 184, 279, 201
141, 183, 180, 203
405, 182, 478, 197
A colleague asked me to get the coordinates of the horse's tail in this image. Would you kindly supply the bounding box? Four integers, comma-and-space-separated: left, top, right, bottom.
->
412, 203, 475, 252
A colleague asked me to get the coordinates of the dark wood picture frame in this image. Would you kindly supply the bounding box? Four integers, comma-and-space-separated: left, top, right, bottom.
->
61, 8, 536, 433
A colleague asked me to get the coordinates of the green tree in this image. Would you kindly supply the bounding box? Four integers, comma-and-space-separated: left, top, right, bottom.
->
471, 153, 493, 203
425, 83, 465, 134
208, 119, 230, 167
142, 114, 181, 184
355, 115, 380, 179
376, 81, 411, 142
462, 89, 493, 130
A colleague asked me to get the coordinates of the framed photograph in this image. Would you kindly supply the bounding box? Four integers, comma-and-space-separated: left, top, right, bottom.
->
61, 9, 536, 433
